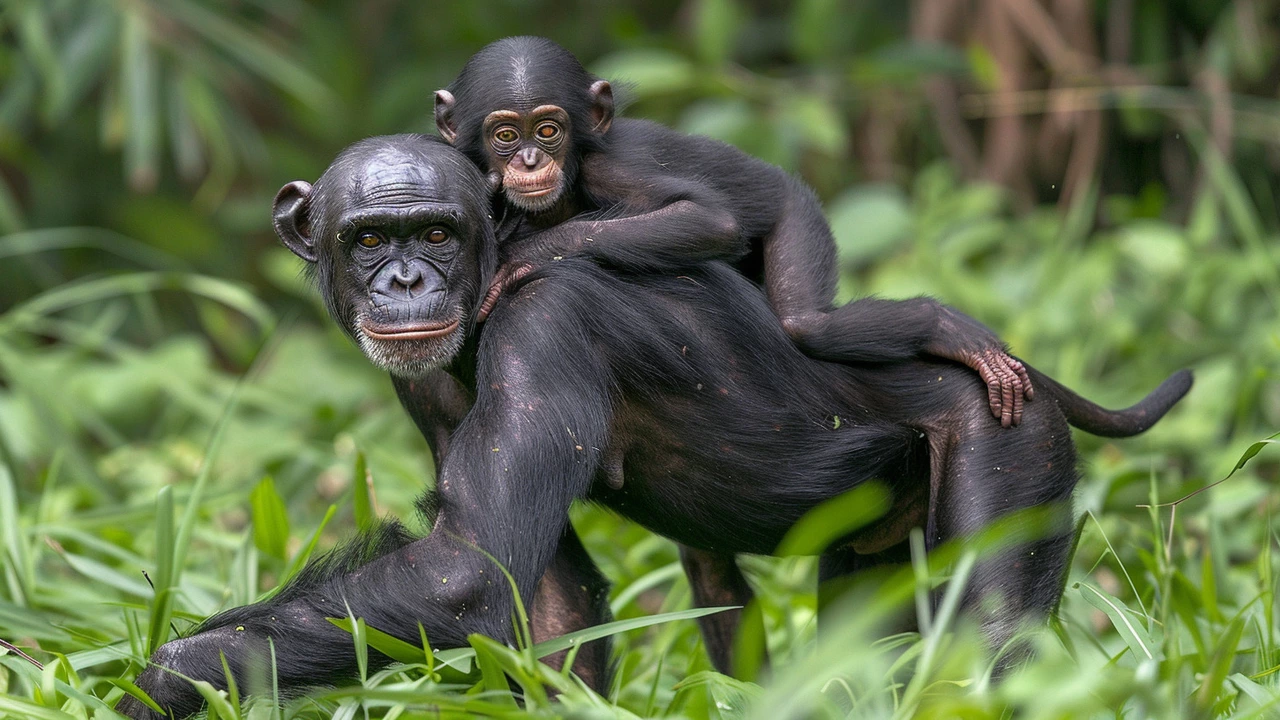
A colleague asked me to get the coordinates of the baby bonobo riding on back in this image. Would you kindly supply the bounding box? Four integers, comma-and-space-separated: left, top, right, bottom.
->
435, 36, 1033, 425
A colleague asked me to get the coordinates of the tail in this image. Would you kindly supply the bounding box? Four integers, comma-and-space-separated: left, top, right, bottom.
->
1026, 366, 1193, 438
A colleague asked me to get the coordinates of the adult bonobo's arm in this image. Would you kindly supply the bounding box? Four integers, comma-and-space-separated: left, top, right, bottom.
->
119, 282, 613, 720
120, 135, 613, 719
393, 371, 473, 468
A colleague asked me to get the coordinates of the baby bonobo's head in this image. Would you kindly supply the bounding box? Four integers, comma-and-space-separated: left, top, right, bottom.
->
272, 134, 496, 377
434, 36, 613, 213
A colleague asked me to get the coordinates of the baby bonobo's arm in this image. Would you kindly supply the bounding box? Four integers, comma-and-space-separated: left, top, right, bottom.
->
479, 155, 746, 319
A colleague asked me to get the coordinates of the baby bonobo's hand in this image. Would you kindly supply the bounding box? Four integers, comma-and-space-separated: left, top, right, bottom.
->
477, 260, 537, 322
929, 306, 1033, 427
964, 348, 1034, 428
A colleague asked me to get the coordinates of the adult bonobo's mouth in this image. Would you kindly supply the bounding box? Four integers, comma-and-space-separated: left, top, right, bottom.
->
360, 318, 461, 341
354, 311, 467, 378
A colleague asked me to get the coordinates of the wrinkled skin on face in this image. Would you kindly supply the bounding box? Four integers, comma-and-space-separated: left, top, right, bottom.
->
272, 134, 495, 377
477, 104, 573, 212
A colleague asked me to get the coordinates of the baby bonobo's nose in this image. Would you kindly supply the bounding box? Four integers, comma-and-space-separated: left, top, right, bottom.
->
520, 147, 540, 168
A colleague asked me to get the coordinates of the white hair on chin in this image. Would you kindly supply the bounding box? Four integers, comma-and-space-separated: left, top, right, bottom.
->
352, 310, 468, 378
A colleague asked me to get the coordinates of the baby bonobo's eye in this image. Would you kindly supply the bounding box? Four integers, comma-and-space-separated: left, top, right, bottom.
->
493, 127, 518, 144
536, 123, 560, 140
425, 227, 449, 244
357, 231, 383, 248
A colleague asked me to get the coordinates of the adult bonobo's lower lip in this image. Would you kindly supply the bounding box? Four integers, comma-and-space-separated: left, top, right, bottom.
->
354, 311, 466, 378
361, 318, 460, 341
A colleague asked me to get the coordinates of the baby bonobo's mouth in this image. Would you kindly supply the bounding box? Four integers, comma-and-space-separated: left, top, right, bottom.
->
360, 319, 460, 340
505, 163, 559, 195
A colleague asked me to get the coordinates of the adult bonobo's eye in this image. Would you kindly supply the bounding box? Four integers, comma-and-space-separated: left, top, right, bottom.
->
535, 122, 561, 141
425, 227, 449, 244
356, 231, 383, 248
493, 127, 519, 144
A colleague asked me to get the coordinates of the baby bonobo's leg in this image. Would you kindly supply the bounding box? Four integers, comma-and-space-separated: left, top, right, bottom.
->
763, 184, 1031, 426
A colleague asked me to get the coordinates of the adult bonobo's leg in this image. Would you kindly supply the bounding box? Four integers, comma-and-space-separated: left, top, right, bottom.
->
924, 389, 1078, 666
531, 525, 614, 689
679, 547, 766, 678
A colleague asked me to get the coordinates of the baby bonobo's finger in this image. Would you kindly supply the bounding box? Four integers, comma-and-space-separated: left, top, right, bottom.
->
476, 282, 504, 322
477, 264, 535, 323
976, 360, 1003, 420
1007, 364, 1024, 426
1001, 365, 1015, 428
1009, 356, 1034, 400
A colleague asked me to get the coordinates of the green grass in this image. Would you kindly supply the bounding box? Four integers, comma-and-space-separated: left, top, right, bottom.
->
0, 161, 1277, 718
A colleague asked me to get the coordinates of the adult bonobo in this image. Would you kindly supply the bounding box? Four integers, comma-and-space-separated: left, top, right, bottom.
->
119, 135, 1191, 718
435, 36, 1034, 428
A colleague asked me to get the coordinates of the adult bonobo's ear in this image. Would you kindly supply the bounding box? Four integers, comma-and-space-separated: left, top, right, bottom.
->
434, 90, 458, 144
588, 80, 613, 134
273, 181, 317, 263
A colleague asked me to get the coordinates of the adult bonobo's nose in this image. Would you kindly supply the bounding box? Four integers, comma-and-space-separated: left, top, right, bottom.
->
520, 147, 540, 168
390, 261, 425, 298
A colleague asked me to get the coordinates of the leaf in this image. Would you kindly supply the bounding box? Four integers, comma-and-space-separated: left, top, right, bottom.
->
120, 10, 159, 192
775, 482, 891, 556
250, 476, 289, 560
147, 485, 175, 654
692, 0, 742, 65
468, 635, 516, 704
1196, 617, 1244, 713
352, 451, 373, 531
530, 606, 740, 660
1230, 673, 1280, 709
1075, 582, 1157, 661
327, 617, 429, 667
828, 186, 912, 266
591, 49, 696, 96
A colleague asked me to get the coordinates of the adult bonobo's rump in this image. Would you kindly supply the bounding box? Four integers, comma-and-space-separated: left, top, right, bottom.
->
436, 36, 1035, 427
118, 134, 1191, 719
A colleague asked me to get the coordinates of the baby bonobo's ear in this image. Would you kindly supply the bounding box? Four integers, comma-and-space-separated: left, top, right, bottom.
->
273, 181, 317, 263
588, 80, 613, 134
434, 90, 458, 144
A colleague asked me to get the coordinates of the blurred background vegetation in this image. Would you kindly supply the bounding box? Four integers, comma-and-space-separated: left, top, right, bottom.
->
1, 0, 1280, 717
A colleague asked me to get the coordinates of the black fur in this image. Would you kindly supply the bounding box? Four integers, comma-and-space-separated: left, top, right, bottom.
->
120, 135, 1190, 718
439, 37, 1034, 427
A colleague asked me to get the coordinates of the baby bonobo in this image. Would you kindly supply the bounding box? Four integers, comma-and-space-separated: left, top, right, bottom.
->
435, 36, 1034, 426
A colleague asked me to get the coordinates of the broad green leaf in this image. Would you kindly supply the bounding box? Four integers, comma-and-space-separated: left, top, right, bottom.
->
829, 186, 912, 266
591, 49, 696, 96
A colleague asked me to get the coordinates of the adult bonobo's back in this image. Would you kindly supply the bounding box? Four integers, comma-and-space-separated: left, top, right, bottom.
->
435, 36, 1037, 428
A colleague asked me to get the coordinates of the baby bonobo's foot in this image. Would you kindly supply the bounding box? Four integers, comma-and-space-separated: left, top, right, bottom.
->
477, 261, 536, 322
964, 348, 1034, 428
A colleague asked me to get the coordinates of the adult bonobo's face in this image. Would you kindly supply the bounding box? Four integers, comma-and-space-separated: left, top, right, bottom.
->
273, 134, 495, 377
434, 36, 613, 213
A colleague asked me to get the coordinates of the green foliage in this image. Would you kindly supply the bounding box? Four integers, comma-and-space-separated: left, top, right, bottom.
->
1, 0, 1279, 718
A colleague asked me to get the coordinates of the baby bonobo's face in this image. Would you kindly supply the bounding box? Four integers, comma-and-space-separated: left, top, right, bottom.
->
434, 36, 614, 215
481, 104, 573, 212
